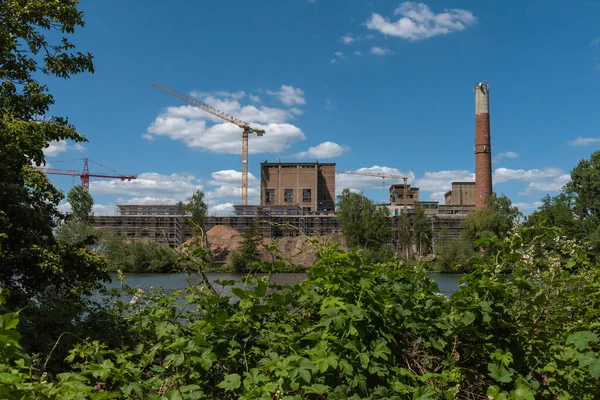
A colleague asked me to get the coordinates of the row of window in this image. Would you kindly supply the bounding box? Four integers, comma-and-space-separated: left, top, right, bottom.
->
266, 188, 314, 204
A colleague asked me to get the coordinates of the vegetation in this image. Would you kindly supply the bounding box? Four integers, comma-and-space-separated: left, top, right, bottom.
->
2, 2, 600, 398
231, 219, 264, 272
67, 185, 94, 223
180, 190, 209, 235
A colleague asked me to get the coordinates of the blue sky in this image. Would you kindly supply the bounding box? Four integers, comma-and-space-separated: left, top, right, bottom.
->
42, 0, 600, 215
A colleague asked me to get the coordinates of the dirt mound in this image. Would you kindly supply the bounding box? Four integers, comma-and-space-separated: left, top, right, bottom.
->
179, 226, 346, 267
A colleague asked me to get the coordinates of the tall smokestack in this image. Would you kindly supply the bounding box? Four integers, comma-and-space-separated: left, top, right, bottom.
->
474, 82, 492, 210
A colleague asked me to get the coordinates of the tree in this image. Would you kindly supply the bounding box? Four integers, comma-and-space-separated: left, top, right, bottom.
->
412, 205, 432, 257
565, 150, 600, 219
463, 194, 522, 241
396, 214, 411, 260
0, 0, 103, 307
230, 219, 263, 272
67, 185, 93, 222
526, 193, 577, 234
180, 190, 208, 235
336, 189, 393, 250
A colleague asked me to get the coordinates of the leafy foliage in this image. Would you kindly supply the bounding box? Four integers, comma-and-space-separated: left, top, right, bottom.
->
336, 189, 393, 250
66, 185, 94, 223
180, 190, 208, 235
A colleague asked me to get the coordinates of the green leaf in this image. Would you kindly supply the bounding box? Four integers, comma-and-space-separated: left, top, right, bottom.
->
358, 352, 369, 368
511, 380, 534, 400
304, 383, 329, 395
589, 358, 600, 379
372, 340, 391, 360
488, 363, 513, 383
486, 385, 500, 398
567, 331, 598, 351
0, 372, 22, 384
462, 311, 476, 326
1, 313, 19, 331
218, 373, 241, 391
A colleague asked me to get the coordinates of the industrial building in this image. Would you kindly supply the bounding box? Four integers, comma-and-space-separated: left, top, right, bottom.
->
90, 81, 494, 251
260, 161, 336, 214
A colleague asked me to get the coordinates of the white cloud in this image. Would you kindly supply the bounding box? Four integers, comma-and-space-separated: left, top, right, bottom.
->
266, 85, 306, 106
58, 202, 112, 215
413, 170, 475, 201
334, 51, 346, 60
569, 137, 600, 146
209, 202, 235, 215
297, 141, 350, 159
371, 46, 391, 56
514, 201, 543, 212
141, 133, 154, 141
519, 174, 571, 196
146, 91, 306, 154
366, 2, 476, 41
336, 166, 416, 195
90, 172, 203, 201
44, 140, 86, 157
249, 94, 261, 103
340, 34, 355, 44
354, 50, 362, 56
330, 58, 338, 64
494, 151, 518, 162
115, 197, 181, 205
208, 170, 257, 187
591, 37, 600, 46
190, 90, 245, 100
493, 167, 564, 184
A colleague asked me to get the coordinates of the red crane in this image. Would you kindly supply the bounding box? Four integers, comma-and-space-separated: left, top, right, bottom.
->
38, 157, 136, 192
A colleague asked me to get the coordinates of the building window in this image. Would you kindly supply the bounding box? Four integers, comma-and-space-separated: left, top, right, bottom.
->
303, 189, 311, 203
266, 189, 275, 204
284, 189, 293, 203
302, 207, 311, 214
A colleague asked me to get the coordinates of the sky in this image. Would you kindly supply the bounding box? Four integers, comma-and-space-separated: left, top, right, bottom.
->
42, 0, 600, 216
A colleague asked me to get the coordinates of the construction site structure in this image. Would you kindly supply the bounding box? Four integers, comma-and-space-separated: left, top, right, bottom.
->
260, 161, 336, 214
151, 82, 264, 205
339, 169, 412, 215
475, 82, 493, 210
38, 157, 136, 192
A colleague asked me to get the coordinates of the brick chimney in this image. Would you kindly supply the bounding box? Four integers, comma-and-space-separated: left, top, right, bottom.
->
474, 82, 492, 210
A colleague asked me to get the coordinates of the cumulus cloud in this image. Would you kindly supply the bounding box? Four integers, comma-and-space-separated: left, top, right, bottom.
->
266, 85, 306, 106
90, 172, 203, 201
336, 166, 416, 195
44, 140, 85, 157
413, 170, 475, 201
141, 133, 154, 140
334, 51, 346, 60
371, 46, 391, 56
249, 94, 261, 103
494, 151, 518, 162
296, 141, 350, 159
146, 89, 306, 154
204, 169, 260, 206
513, 201, 543, 212
591, 37, 600, 46
366, 2, 477, 41
569, 137, 600, 146
354, 50, 362, 56
493, 167, 564, 184
209, 203, 235, 215
58, 202, 111, 215
519, 174, 571, 196
208, 170, 257, 187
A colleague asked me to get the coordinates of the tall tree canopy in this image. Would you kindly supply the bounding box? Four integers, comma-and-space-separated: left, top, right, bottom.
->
463, 194, 522, 241
0, 0, 103, 305
565, 150, 600, 219
67, 185, 94, 222
180, 190, 208, 235
336, 189, 393, 249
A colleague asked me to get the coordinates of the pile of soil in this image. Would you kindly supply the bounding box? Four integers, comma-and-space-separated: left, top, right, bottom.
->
179, 225, 346, 267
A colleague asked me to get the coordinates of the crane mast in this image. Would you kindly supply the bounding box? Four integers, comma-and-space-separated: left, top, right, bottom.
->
151, 82, 264, 205
339, 169, 412, 215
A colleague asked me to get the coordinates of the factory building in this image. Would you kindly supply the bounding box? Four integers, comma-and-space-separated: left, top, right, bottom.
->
260, 161, 335, 214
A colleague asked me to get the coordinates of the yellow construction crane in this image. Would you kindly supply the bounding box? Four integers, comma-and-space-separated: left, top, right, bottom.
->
339, 168, 413, 215
151, 82, 265, 205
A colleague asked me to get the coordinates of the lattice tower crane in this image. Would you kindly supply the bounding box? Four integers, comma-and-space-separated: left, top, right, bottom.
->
151, 82, 265, 205
339, 168, 413, 215
37, 157, 136, 192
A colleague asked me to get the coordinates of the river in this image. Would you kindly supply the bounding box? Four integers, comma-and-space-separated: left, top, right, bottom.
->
102, 272, 463, 297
